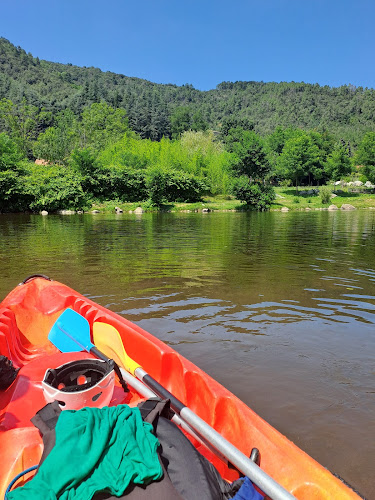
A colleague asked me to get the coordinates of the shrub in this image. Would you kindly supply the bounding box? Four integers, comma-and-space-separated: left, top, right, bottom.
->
363, 165, 375, 184
0, 168, 31, 212
103, 166, 147, 201
146, 169, 208, 205
25, 165, 89, 211
231, 177, 275, 210
0, 134, 31, 211
69, 148, 103, 196
320, 185, 332, 204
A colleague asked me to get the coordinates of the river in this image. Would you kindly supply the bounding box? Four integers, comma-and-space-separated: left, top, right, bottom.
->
1, 210, 374, 498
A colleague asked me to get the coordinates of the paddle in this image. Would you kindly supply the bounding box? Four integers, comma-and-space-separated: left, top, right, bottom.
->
48, 309, 129, 393
48, 310, 211, 448
48, 309, 295, 500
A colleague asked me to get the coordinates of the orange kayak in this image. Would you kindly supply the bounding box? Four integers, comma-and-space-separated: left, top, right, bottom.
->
0, 276, 362, 499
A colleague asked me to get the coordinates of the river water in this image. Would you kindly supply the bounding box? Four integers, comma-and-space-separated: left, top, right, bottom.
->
1, 210, 374, 498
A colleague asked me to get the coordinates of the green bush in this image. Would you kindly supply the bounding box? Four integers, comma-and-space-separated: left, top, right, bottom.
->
101, 166, 148, 202
320, 185, 332, 204
0, 134, 31, 211
0, 168, 31, 212
363, 165, 375, 184
231, 177, 275, 210
25, 164, 89, 211
146, 169, 208, 205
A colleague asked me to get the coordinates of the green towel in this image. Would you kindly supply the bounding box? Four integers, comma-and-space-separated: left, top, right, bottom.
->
9, 405, 162, 500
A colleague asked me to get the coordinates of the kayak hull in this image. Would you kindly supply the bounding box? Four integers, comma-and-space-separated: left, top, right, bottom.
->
0, 277, 361, 499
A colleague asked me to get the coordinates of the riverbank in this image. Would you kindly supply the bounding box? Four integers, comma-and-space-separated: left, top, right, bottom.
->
89, 187, 375, 214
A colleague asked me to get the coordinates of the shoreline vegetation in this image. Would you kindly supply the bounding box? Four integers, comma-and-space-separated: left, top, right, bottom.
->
28, 187, 375, 215
1, 40, 375, 215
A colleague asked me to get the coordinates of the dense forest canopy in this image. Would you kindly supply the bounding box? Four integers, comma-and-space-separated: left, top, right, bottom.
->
1, 37, 375, 145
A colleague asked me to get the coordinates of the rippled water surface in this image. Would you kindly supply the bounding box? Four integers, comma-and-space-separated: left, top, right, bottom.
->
1, 211, 374, 498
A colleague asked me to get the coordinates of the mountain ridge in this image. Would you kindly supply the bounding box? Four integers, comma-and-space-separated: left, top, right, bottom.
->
1, 37, 374, 143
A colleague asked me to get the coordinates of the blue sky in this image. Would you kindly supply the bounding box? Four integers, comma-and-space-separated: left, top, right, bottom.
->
1, 0, 374, 91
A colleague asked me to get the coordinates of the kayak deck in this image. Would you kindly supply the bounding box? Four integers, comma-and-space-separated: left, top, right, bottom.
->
0, 278, 361, 499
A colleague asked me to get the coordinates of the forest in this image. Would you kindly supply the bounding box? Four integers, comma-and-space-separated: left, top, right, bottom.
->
0, 37, 375, 213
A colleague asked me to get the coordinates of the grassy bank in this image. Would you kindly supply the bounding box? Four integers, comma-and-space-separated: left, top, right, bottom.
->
90, 187, 375, 214
271, 187, 375, 211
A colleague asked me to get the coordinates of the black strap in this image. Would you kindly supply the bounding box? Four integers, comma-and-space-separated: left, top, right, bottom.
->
113, 362, 129, 393
0, 355, 20, 390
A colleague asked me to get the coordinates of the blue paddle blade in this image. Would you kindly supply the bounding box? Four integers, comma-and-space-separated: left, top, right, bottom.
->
48, 308, 93, 353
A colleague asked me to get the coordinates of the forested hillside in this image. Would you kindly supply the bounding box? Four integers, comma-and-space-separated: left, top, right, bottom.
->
1, 37, 374, 144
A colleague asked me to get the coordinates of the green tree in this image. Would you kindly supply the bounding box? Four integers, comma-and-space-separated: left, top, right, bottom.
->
0, 133, 29, 211
231, 176, 275, 210
25, 164, 88, 211
218, 116, 253, 140
0, 98, 39, 157
79, 102, 129, 151
170, 107, 191, 139
0, 132, 24, 169
325, 142, 352, 180
224, 128, 271, 180
276, 133, 321, 190
191, 110, 208, 132
354, 132, 375, 183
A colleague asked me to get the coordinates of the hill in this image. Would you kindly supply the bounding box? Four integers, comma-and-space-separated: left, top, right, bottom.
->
0, 37, 374, 143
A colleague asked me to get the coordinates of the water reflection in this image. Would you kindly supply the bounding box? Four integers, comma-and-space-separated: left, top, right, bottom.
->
0, 210, 374, 498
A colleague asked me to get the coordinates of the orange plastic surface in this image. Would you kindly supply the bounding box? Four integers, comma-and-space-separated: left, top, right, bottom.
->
0, 278, 361, 499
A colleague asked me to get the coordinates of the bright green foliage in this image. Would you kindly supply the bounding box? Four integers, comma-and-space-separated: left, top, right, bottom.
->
354, 132, 375, 183
0, 98, 40, 157
33, 126, 72, 165
224, 128, 271, 181
79, 103, 129, 151
70, 148, 100, 195
33, 104, 128, 165
354, 132, 375, 167
179, 131, 233, 194
33, 109, 78, 164
231, 176, 276, 210
362, 165, 375, 184
146, 168, 207, 205
276, 133, 322, 188
24, 164, 88, 211
0, 133, 29, 211
0, 133, 24, 170
0, 169, 28, 212
320, 185, 332, 204
99, 132, 233, 195
325, 142, 352, 180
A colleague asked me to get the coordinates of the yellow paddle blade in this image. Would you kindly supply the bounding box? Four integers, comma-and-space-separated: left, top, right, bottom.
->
92, 322, 141, 375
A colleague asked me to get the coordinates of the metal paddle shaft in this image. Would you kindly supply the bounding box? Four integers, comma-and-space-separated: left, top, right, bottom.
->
135, 367, 295, 500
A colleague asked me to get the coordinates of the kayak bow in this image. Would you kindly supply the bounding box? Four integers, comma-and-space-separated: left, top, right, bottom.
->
0, 277, 362, 499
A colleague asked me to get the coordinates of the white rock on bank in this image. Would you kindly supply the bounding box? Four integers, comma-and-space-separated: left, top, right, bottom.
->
58, 210, 75, 215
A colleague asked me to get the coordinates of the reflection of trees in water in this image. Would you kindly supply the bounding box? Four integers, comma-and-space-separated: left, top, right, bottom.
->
1, 212, 374, 302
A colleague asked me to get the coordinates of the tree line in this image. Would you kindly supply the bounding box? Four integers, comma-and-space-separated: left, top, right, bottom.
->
1, 98, 375, 213
1, 37, 375, 145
